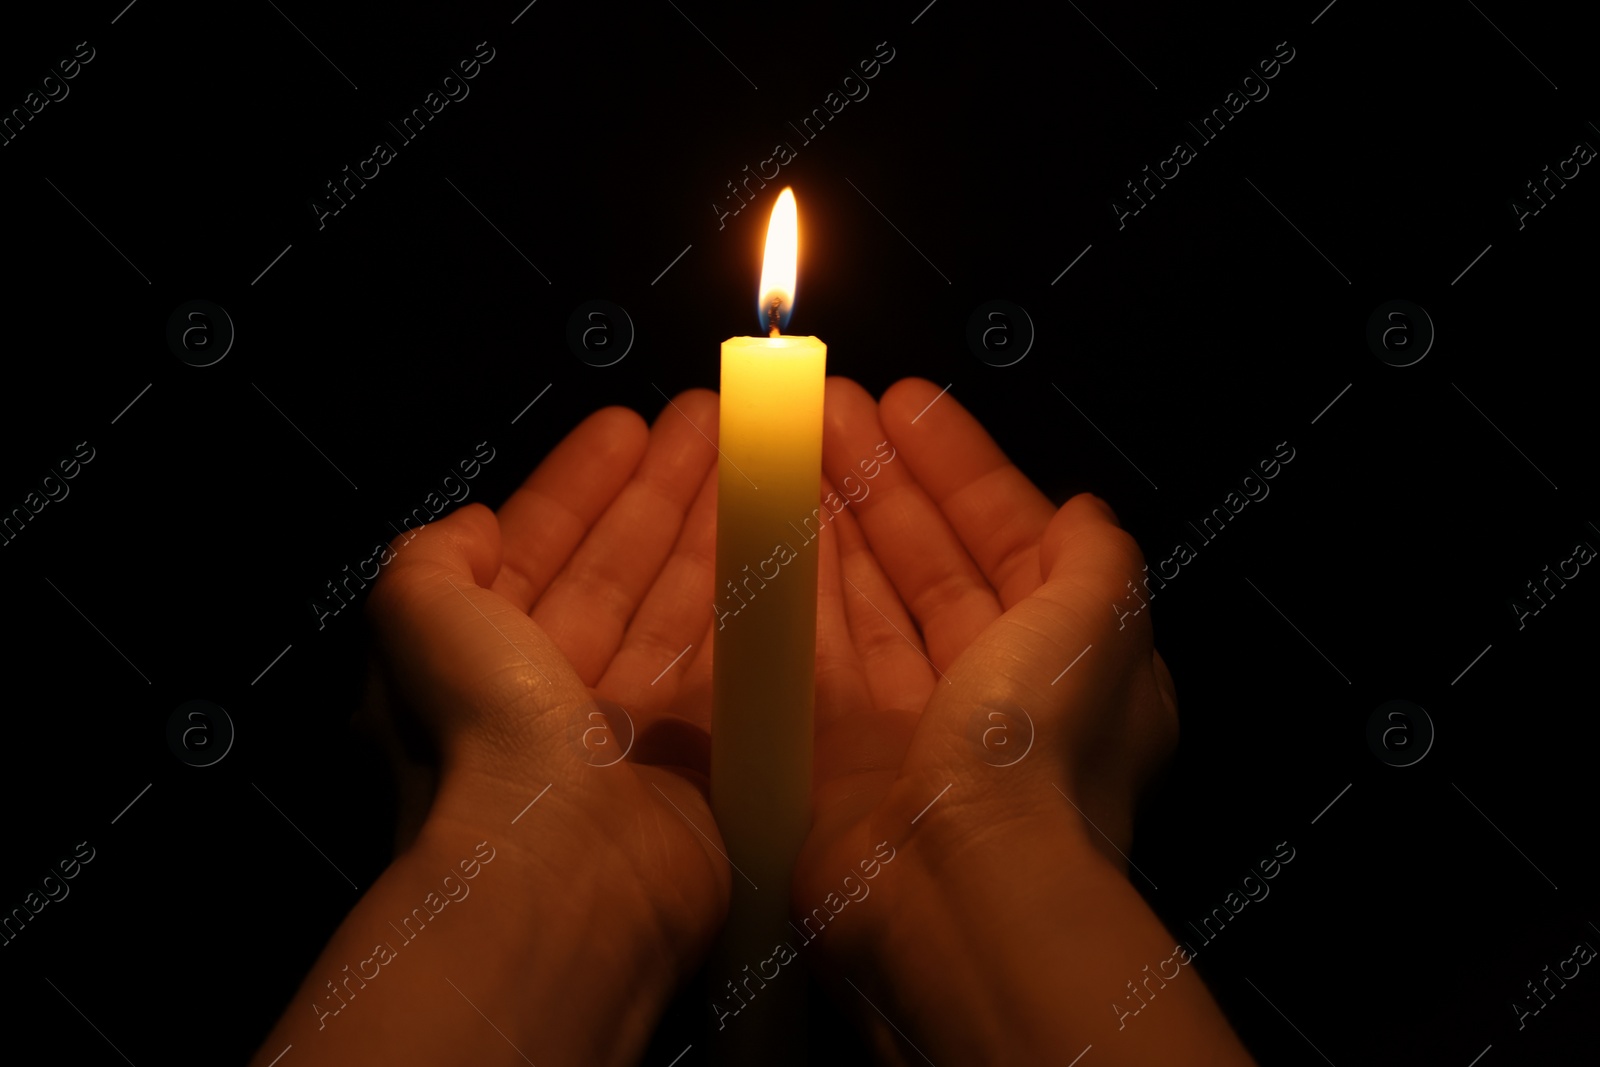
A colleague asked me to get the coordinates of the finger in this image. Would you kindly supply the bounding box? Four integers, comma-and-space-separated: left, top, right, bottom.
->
1039, 491, 1146, 657
1036, 493, 1175, 815
1042, 489, 1123, 557
596, 462, 717, 713
813, 482, 921, 817
491, 406, 649, 612
676, 616, 718, 729
531, 389, 720, 685
822, 377, 1001, 670
813, 477, 872, 733
828, 498, 937, 715
1030, 491, 1154, 669
675, 615, 717, 731
367, 504, 591, 779
879, 378, 1055, 609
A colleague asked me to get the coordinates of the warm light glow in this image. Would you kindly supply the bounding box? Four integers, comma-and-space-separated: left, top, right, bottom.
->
758, 187, 798, 336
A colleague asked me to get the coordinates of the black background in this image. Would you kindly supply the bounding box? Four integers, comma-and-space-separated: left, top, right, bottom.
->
2, 0, 1595, 1063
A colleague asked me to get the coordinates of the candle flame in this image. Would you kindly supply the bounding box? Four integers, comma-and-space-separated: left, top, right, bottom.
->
758, 188, 798, 336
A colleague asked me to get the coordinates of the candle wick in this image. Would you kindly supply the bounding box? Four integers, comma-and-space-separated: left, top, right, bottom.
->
768, 324, 780, 338
766, 296, 783, 337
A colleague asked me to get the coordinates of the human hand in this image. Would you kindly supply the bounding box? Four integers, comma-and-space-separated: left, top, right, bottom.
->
361, 392, 730, 849
260, 393, 734, 1066
802, 373, 1177, 884
794, 378, 1251, 1064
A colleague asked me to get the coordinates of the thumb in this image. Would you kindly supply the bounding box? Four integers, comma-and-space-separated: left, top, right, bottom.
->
920, 493, 1150, 744
366, 503, 593, 779
1010, 490, 1150, 669
1040, 492, 1122, 579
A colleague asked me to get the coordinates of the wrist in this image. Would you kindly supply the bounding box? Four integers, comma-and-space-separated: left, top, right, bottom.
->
252, 795, 679, 1067
408, 813, 679, 1067
862, 799, 1115, 1059
837, 783, 1253, 1065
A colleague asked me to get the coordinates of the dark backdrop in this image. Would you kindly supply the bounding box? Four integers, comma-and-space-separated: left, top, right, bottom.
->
2, 1, 1595, 1063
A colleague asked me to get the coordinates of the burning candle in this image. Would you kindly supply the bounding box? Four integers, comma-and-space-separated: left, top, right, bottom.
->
709, 187, 824, 1058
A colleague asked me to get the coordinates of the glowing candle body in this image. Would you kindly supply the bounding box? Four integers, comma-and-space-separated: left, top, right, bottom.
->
710, 332, 825, 982
708, 188, 820, 1061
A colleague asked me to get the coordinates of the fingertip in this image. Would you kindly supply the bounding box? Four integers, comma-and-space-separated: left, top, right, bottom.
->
654, 387, 719, 430
823, 376, 876, 429
587, 403, 647, 430
823, 379, 888, 468
582, 404, 651, 465
454, 498, 500, 534
677, 386, 720, 405
1074, 491, 1120, 526
878, 377, 949, 430
1041, 493, 1137, 580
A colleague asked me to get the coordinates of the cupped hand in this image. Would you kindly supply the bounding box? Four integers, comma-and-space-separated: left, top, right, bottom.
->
795, 377, 1183, 1060
361, 390, 734, 996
